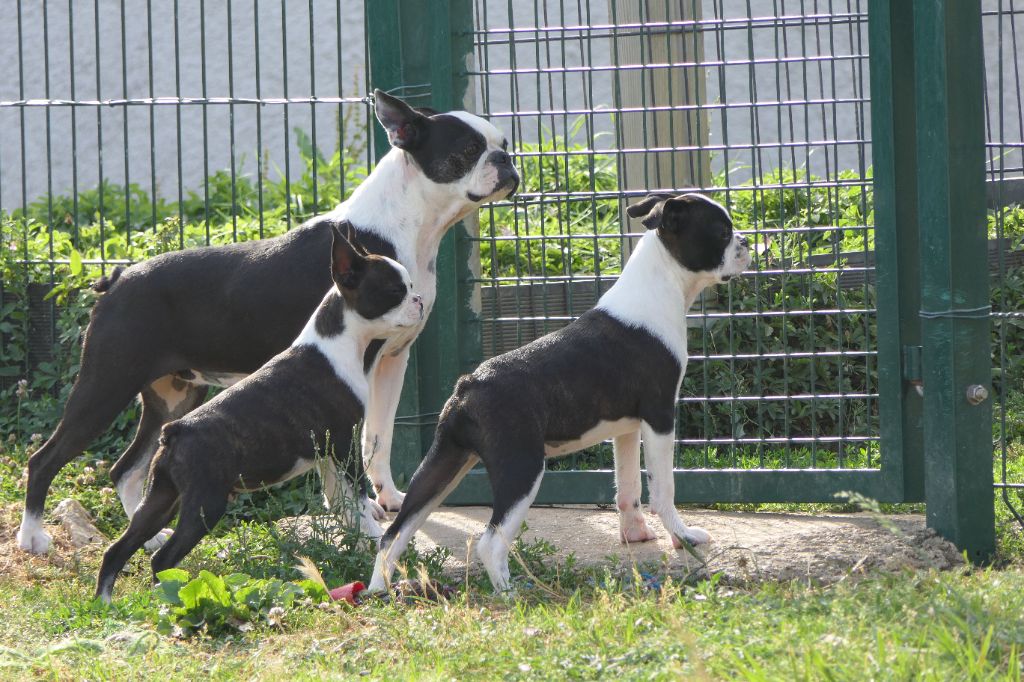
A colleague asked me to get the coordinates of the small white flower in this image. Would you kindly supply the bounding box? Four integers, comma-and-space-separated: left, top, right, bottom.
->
266, 606, 286, 628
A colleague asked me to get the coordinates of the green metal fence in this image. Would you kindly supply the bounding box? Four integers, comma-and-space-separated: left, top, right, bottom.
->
450, 1, 889, 505
984, 2, 1024, 538
0, 1, 1020, 559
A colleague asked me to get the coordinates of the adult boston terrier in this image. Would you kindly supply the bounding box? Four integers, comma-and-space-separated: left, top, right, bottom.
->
95, 223, 422, 602
368, 193, 752, 592
19, 90, 519, 555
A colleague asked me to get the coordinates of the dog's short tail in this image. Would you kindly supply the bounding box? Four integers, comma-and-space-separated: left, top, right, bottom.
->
158, 421, 184, 448
91, 266, 125, 293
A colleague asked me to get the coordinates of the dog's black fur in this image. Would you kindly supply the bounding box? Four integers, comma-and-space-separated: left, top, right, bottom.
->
95, 225, 416, 601
370, 193, 751, 591
19, 90, 518, 553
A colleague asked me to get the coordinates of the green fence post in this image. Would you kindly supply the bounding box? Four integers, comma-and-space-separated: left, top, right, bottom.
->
912, 0, 995, 561
869, 0, 924, 503
365, 0, 480, 483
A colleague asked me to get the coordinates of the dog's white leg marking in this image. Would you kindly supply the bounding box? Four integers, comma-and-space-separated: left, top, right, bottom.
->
641, 423, 711, 548
121, 375, 196, 552
613, 430, 656, 544
368, 506, 429, 593
17, 511, 51, 554
114, 462, 171, 552
316, 459, 383, 539
367, 456, 479, 593
476, 469, 544, 592
362, 349, 410, 513
115, 462, 148, 518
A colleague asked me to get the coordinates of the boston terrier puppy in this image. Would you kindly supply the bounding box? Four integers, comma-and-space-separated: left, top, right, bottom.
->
20, 90, 519, 555
368, 193, 752, 592
95, 223, 423, 602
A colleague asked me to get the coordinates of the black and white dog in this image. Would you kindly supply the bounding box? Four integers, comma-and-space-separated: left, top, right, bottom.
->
95, 223, 422, 602
19, 91, 519, 554
368, 193, 752, 592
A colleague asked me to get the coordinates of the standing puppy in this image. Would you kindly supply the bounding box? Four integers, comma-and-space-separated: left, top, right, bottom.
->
19, 90, 519, 555
369, 193, 752, 592
96, 223, 423, 602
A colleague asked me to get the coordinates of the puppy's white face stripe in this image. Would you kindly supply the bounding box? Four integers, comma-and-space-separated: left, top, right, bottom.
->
378, 255, 415, 295
441, 111, 517, 207
446, 110, 505, 147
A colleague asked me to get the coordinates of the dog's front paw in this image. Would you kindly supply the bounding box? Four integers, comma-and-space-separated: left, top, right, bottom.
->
360, 506, 385, 540
17, 526, 52, 554
375, 487, 406, 513
671, 526, 711, 549
619, 518, 658, 544
143, 528, 173, 553
366, 497, 389, 522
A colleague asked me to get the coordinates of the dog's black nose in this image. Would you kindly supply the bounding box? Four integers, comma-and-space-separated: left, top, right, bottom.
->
490, 150, 512, 166
737, 234, 750, 248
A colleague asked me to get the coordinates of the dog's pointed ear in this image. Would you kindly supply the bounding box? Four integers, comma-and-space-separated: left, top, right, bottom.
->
626, 193, 677, 229
331, 222, 367, 290
374, 89, 426, 150
341, 220, 370, 257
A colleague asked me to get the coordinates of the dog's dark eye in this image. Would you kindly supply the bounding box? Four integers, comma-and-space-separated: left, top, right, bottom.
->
501, 139, 508, 151
466, 141, 484, 157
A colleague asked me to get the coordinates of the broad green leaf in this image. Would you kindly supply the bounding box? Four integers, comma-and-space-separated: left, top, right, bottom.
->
69, 249, 82, 275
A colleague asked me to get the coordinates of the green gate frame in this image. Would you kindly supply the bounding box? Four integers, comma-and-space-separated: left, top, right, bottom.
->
367, 0, 996, 560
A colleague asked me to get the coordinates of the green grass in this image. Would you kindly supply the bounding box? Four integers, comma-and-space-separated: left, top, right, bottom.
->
3, 430, 1024, 680
3, 129, 1024, 678
2, 537, 1024, 679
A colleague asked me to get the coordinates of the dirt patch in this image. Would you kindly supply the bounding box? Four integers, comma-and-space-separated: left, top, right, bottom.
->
2, 501, 963, 588
400, 506, 964, 585
0, 503, 105, 584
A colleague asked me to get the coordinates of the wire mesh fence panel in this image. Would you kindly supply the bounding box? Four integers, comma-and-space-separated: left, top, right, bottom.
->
469, 0, 876, 475
983, 1, 1024, 531
0, 0, 372, 422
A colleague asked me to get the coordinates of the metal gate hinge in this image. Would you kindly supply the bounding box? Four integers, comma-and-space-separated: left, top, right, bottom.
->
902, 345, 923, 396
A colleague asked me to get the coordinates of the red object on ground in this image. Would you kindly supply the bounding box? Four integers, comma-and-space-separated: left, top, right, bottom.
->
329, 581, 365, 605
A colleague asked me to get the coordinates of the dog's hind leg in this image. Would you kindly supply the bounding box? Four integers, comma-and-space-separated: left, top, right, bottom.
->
19, 353, 155, 554
96, 465, 180, 603
368, 429, 478, 593
109, 374, 207, 551
640, 423, 711, 548
613, 430, 657, 544
149, 484, 229, 577
476, 451, 545, 593
362, 349, 411, 514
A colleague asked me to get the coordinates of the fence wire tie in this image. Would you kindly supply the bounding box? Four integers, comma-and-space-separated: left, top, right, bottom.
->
917, 305, 991, 320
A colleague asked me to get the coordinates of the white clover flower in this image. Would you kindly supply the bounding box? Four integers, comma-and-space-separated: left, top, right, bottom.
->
266, 606, 286, 628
